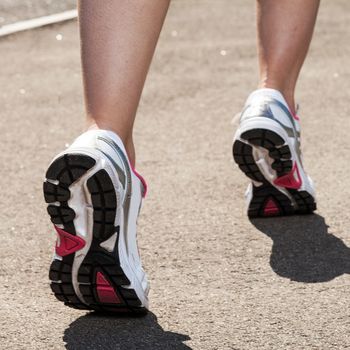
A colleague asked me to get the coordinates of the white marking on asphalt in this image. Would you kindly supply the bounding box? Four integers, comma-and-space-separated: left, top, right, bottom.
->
0, 9, 77, 38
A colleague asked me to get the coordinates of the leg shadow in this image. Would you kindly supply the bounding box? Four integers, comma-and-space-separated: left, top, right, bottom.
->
250, 214, 350, 282
63, 312, 191, 350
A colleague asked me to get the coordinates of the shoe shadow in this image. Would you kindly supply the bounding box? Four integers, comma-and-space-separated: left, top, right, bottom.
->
250, 214, 350, 282
63, 311, 192, 350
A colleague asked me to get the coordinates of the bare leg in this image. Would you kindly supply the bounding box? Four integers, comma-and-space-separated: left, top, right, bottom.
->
257, 0, 320, 113
78, 0, 170, 165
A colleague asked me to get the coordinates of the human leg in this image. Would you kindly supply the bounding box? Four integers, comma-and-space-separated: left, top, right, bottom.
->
43, 0, 169, 313
233, 1, 320, 217
79, 0, 170, 165
257, 0, 320, 113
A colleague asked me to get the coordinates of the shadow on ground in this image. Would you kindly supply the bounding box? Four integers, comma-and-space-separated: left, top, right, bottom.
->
64, 312, 191, 350
251, 214, 350, 282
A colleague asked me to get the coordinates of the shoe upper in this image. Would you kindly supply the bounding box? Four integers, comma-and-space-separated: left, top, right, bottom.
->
70, 129, 146, 198
240, 88, 303, 162
68, 129, 149, 293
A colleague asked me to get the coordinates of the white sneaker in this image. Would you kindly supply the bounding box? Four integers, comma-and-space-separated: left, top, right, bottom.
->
233, 88, 316, 218
43, 129, 149, 314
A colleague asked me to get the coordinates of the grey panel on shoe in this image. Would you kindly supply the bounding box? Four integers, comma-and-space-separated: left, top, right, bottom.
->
100, 150, 126, 189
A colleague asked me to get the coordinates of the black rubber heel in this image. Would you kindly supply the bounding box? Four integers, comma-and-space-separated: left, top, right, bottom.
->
43, 154, 96, 309
79, 169, 147, 315
241, 128, 293, 177
44, 154, 148, 314
233, 128, 316, 217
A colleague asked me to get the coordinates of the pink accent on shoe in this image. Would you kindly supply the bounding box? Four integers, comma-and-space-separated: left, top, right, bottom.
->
273, 162, 302, 189
96, 271, 110, 286
131, 166, 148, 198
96, 271, 121, 304
54, 226, 86, 257
284, 98, 299, 121
292, 113, 300, 121
263, 198, 280, 216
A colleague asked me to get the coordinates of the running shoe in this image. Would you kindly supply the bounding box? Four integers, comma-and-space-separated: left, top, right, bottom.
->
233, 88, 316, 218
43, 129, 149, 314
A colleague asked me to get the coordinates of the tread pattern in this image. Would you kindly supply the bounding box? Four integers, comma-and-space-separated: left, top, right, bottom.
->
248, 184, 293, 218
87, 170, 117, 241
44, 153, 146, 314
44, 154, 96, 309
81, 170, 146, 314
77, 249, 146, 315
290, 190, 317, 214
241, 129, 292, 176
233, 141, 265, 182
49, 260, 87, 309
233, 128, 316, 218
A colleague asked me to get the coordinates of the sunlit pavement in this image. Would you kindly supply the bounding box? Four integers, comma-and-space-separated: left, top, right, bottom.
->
1, 1, 350, 349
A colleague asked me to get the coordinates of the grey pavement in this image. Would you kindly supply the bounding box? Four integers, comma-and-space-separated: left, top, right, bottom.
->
0, 0, 75, 25
1, 1, 350, 349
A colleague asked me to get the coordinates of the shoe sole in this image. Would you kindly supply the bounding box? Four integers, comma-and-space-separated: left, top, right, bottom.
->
233, 128, 316, 218
43, 153, 147, 314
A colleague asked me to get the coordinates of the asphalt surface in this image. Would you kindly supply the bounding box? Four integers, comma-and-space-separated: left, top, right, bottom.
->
0, 0, 75, 25
1, 1, 350, 349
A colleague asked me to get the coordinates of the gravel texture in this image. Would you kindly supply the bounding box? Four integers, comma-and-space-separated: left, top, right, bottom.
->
0, 0, 75, 25
1, 1, 350, 349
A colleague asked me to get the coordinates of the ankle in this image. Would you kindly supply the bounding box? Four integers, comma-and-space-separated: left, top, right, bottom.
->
258, 80, 296, 115
281, 92, 296, 116
125, 136, 136, 167
86, 118, 132, 142
85, 122, 136, 166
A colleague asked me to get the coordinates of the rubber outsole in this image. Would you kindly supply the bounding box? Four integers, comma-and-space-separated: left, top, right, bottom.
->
233, 128, 316, 218
43, 153, 147, 314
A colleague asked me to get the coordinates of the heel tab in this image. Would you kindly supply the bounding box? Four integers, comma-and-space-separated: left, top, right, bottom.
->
131, 166, 148, 198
